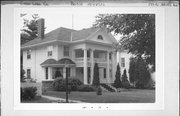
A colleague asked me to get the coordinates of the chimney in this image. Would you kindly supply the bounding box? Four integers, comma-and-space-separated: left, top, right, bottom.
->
37, 18, 45, 39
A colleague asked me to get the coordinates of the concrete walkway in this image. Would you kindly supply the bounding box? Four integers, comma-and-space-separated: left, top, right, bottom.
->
42, 95, 85, 103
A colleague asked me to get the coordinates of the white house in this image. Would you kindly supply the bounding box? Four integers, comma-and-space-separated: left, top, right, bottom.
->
21, 18, 131, 85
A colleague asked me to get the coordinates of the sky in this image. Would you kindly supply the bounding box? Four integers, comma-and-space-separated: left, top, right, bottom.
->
20, 12, 121, 40
21, 13, 99, 33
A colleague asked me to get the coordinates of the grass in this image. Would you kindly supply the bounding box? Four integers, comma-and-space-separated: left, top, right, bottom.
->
43, 89, 155, 103
21, 96, 57, 103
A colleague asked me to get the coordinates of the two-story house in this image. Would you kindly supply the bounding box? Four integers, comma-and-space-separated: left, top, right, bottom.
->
21, 18, 131, 85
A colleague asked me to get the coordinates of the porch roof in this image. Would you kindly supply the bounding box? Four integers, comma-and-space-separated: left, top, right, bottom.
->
41, 58, 76, 67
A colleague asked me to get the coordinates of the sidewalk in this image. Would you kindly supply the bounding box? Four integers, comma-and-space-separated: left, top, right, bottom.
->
42, 95, 85, 103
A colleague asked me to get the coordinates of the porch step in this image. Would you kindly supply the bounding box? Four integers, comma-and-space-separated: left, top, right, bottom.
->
100, 84, 117, 92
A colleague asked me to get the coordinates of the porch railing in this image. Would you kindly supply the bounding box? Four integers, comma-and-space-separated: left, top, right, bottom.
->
74, 57, 110, 63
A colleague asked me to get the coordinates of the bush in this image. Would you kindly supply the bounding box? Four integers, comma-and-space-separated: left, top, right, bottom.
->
21, 87, 37, 100
77, 85, 96, 92
21, 69, 25, 82
121, 69, 131, 89
68, 78, 83, 91
122, 81, 131, 89
92, 63, 100, 86
96, 86, 102, 95
113, 64, 122, 88
52, 78, 83, 91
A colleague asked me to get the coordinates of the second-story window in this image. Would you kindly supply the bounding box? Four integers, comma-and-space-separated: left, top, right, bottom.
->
47, 46, 53, 57
109, 53, 112, 60
64, 46, 69, 57
47, 51, 52, 56
121, 58, 125, 67
27, 49, 31, 59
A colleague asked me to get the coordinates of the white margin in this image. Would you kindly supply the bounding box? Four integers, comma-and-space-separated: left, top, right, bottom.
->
13, 7, 165, 110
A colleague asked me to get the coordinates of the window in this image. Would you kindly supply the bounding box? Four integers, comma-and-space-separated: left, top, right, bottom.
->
47, 46, 53, 57
97, 35, 103, 40
45, 67, 48, 80
27, 69, 31, 79
64, 46, 69, 56
47, 51, 52, 56
104, 68, 106, 78
109, 53, 112, 60
27, 50, 31, 59
121, 58, 125, 67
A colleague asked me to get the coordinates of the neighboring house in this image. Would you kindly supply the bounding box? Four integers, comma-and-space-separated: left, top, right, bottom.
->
21, 18, 130, 85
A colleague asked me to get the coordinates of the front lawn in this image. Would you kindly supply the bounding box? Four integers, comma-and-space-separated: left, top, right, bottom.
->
43, 89, 155, 103
21, 96, 56, 103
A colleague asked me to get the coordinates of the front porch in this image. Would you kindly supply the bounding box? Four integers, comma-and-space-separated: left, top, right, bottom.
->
40, 48, 117, 84
40, 58, 76, 81
73, 48, 117, 84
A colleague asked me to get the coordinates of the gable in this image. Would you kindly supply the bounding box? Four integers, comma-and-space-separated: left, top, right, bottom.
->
87, 29, 117, 44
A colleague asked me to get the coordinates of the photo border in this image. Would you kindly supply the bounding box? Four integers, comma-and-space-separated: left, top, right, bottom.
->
13, 6, 164, 110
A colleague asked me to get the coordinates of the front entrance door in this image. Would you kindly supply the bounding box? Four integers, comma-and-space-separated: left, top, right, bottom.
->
52, 67, 63, 79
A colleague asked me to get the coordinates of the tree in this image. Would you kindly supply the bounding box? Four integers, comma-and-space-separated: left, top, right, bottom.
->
21, 14, 40, 44
128, 57, 136, 86
135, 57, 151, 88
121, 69, 130, 89
94, 14, 155, 71
92, 63, 100, 87
21, 68, 25, 82
113, 63, 122, 88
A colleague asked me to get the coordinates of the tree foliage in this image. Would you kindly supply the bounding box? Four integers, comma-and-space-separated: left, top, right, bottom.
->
94, 14, 155, 71
121, 69, 130, 89
128, 57, 136, 85
129, 57, 151, 88
113, 63, 122, 88
135, 57, 151, 88
121, 69, 128, 83
21, 14, 40, 44
92, 63, 100, 86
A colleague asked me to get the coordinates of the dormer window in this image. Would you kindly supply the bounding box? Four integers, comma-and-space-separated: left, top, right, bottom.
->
27, 49, 31, 59
97, 35, 103, 40
47, 46, 53, 57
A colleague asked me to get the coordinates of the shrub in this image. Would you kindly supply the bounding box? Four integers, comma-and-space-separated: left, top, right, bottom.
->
121, 69, 131, 89
113, 64, 122, 88
68, 78, 83, 91
52, 78, 83, 91
77, 85, 96, 92
21, 87, 37, 100
52, 78, 66, 91
96, 86, 102, 95
122, 81, 131, 89
92, 63, 100, 86
21, 69, 25, 82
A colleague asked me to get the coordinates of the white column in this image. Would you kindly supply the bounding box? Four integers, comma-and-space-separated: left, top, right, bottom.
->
112, 52, 116, 81
48, 67, 51, 80
107, 51, 110, 83
83, 48, 88, 84
90, 49, 94, 84
63, 67, 66, 79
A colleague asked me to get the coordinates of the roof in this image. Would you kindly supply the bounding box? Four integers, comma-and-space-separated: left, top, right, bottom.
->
41, 58, 75, 67
58, 58, 76, 64
21, 27, 100, 48
40, 59, 58, 65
